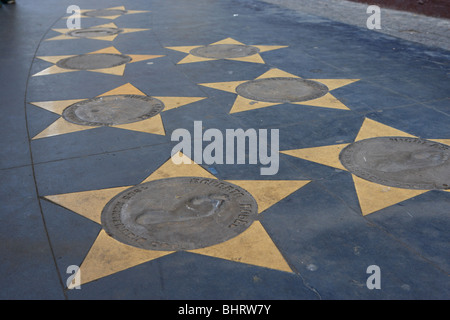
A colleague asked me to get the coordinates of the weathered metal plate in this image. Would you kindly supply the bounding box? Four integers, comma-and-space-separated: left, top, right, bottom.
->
340, 137, 450, 190
56, 53, 132, 70
62, 95, 164, 126
235, 77, 329, 103
83, 9, 128, 17
190, 44, 260, 59
101, 177, 258, 251
66, 27, 123, 38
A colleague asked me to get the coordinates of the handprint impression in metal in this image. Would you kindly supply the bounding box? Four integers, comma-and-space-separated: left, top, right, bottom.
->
135, 194, 229, 227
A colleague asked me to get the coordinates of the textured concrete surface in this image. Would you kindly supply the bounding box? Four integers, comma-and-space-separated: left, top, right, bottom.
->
260, 0, 450, 51
0, 0, 449, 301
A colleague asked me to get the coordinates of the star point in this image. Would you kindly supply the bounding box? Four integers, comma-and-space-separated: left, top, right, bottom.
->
199, 68, 359, 113
30, 83, 205, 139
44, 154, 310, 285
63, 6, 150, 21
46, 23, 149, 42
166, 38, 287, 65
281, 118, 449, 215
32, 46, 164, 77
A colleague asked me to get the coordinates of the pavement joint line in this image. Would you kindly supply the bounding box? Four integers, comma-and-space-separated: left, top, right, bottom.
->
360, 212, 450, 276
346, 77, 450, 111
311, 176, 450, 276
30, 140, 174, 168
2, 0, 448, 299
22, 11, 72, 301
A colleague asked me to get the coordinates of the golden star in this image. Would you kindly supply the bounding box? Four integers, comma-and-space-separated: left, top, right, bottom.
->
281, 118, 450, 215
29, 83, 205, 139
166, 37, 287, 64
32, 46, 164, 77
46, 22, 149, 42
43, 153, 310, 287
199, 68, 359, 113
63, 6, 149, 20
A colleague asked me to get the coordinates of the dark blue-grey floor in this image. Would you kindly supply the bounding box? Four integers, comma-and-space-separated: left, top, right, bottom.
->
0, 0, 449, 300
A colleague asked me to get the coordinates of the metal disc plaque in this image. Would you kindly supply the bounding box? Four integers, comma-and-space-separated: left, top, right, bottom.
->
83, 9, 128, 17
101, 177, 258, 251
235, 77, 329, 103
190, 44, 260, 59
340, 137, 450, 190
56, 53, 132, 70
66, 27, 123, 38
62, 95, 164, 126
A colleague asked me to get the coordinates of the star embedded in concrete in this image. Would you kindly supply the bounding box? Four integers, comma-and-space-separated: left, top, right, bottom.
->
166, 37, 287, 64
32, 46, 164, 77
45, 22, 149, 42
29, 83, 205, 139
199, 68, 359, 114
63, 6, 149, 20
280, 118, 450, 216
43, 153, 310, 287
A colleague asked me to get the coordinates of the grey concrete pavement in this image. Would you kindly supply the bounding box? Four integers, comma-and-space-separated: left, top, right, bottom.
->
260, 0, 450, 51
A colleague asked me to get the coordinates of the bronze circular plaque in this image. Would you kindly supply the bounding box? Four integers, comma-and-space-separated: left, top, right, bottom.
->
66, 27, 123, 38
101, 177, 258, 251
56, 53, 132, 70
62, 95, 164, 126
83, 9, 127, 17
235, 77, 329, 103
339, 137, 450, 190
190, 44, 260, 59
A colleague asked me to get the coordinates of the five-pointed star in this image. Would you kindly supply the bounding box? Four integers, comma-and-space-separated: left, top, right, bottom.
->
63, 6, 149, 20
199, 68, 359, 113
43, 153, 310, 287
29, 83, 206, 139
32, 46, 164, 77
280, 118, 450, 216
45, 23, 149, 42
166, 37, 287, 64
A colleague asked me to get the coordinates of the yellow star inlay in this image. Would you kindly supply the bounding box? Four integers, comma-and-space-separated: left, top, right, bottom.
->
166, 37, 287, 64
281, 118, 450, 215
63, 6, 149, 20
29, 83, 206, 139
32, 46, 164, 77
199, 68, 359, 113
46, 22, 149, 42
44, 153, 311, 287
